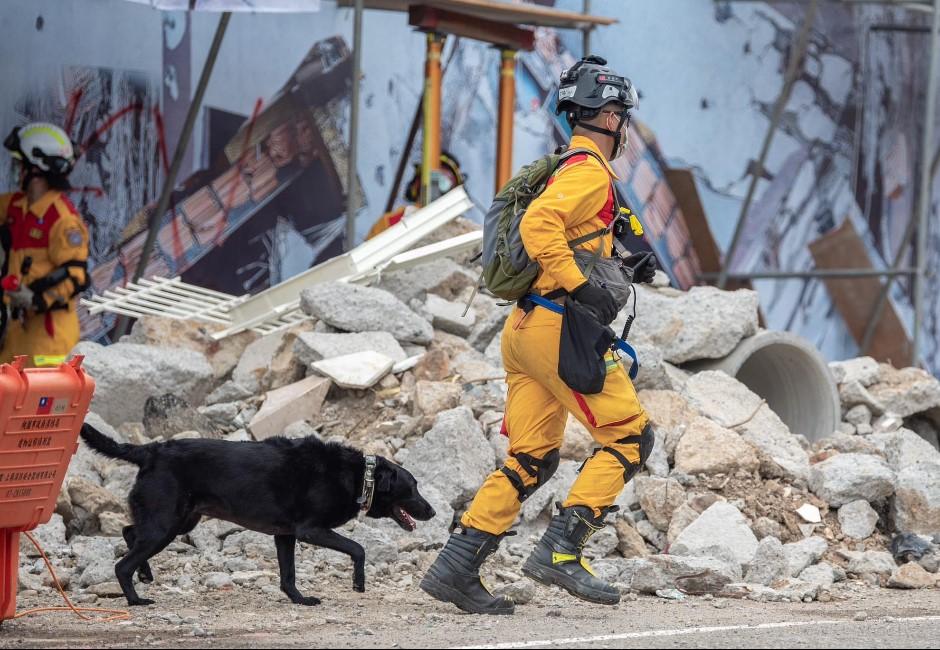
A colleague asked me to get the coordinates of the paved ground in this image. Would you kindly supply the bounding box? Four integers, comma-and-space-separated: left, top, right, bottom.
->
3, 575, 940, 648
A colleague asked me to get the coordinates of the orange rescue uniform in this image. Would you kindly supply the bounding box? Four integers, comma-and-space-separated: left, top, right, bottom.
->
461, 135, 650, 535
0, 190, 89, 367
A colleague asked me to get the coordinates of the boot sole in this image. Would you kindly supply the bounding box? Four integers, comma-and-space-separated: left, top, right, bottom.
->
522, 558, 620, 606
419, 574, 515, 616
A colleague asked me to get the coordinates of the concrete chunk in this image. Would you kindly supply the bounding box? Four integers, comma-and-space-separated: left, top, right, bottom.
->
671, 501, 759, 568
426, 294, 476, 337
294, 331, 407, 366
248, 375, 331, 440
310, 351, 395, 389
300, 282, 434, 344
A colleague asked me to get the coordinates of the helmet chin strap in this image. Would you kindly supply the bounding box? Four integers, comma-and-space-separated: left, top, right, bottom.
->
574, 111, 628, 160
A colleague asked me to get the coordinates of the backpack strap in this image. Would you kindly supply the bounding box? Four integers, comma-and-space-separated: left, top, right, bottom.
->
558, 147, 638, 262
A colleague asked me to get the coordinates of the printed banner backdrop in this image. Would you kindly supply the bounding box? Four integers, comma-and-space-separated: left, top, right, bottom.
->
1, 0, 938, 376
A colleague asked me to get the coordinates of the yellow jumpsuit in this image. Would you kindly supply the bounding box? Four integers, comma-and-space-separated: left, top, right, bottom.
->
0, 190, 89, 367
461, 135, 650, 535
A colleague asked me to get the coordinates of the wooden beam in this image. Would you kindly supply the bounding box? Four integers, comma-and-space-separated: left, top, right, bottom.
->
809, 219, 913, 367
409, 5, 534, 50
338, 0, 616, 29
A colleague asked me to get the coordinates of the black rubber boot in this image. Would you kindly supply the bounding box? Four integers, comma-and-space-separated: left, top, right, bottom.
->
420, 527, 515, 615
522, 503, 620, 605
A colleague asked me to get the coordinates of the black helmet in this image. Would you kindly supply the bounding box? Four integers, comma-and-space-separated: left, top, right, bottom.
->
556, 55, 638, 159
556, 56, 638, 117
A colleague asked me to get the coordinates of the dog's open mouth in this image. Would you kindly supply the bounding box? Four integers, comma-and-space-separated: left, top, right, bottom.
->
392, 505, 417, 531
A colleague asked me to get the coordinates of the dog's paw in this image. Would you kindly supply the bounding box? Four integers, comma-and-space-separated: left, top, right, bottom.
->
128, 598, 155, 607
353, 581, 365, 593
294, 596, 321, 607
137, 568, 154, 584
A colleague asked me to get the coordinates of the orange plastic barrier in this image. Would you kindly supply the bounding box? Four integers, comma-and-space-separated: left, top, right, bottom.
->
0, 356, 95, 621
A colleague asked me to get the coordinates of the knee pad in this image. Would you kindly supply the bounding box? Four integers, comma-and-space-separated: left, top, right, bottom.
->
637, 423, 656, 466
500, 448, 560, 502
581, 423, 656, 482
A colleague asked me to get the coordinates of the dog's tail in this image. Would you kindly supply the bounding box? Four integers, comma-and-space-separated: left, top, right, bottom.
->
80, 422, 151, 466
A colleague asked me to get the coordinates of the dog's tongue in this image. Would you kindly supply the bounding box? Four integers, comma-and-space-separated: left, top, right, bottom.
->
396, 506, 416, 531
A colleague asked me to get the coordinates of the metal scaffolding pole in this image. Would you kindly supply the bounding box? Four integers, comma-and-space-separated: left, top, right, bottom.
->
717, 0, 819, 288
582, 0, 592, 55
701, 268, 917, 281
913, 0, 940, 365
114, 11, 231, 339
345, 0, 364, 251
860, 148, 940, 354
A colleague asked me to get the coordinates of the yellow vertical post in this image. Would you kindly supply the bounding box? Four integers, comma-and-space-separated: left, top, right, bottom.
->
422, 32, 444, 204
495, 48, 517, 192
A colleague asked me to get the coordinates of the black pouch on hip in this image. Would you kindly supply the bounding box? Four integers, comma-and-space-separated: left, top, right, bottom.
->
558, 297, 616, 395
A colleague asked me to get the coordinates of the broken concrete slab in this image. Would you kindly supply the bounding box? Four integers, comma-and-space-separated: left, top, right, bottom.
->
468, 308, 506, 353
631, 343, 674, 391
260, 322, 316, 391
893, 460, 940, 535
869, 365, 940, 419
881, 428, 940, 472
451, 350, 501, 383
310, 351, 395, 390
414, 380, 462, 416
683, 372, 810, 481
125, 315, 258, 382
635, 476, 687, 532
784, 536, 829, 577
614, 520, 650, 558
618, 555, 738, 595
670, 501, 759, 567
204, 380, 254, 406
72, 341, 214, 426
294, 331, 407, 367
426, 294, 476, 337
837, 500, 879, 540
375, 258, 478, 304
829, 357, 880, 387
744, 536, 790, 586
248, 375, 331, 441
888, 562, 939, 589
808, 453, 895, 507
839, 379, 886, 415
630, 285, 759, 364
301, 282, 434, 344
673, 416, 759, 476
398, 407, 494, 508
840, 550, 897, 576
232, 330, 291, 393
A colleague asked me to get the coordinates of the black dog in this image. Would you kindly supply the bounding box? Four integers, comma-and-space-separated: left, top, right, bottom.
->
79, 423, 435, 607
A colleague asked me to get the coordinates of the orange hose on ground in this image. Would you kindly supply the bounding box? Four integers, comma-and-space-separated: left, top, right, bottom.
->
12, 531, 130, 623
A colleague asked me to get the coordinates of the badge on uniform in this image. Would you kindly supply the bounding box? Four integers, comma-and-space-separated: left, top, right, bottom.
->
66, 229, 84, 247
29, 228, 44, 240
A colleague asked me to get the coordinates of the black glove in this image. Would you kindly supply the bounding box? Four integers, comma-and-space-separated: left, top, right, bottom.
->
623, 252, 657, 284
572, 282, 619, 325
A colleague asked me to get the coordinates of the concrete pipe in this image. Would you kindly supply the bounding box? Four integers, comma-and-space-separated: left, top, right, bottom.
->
684, 330, 840, 444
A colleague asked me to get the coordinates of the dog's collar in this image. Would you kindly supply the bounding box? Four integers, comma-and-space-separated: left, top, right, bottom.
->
357, 455, 377, 513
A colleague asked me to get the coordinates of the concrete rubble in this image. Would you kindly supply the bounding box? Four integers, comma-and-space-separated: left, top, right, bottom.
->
27, 250, 940, 608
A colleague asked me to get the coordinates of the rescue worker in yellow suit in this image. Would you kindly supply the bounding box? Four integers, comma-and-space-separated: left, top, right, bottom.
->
0, 123, 89, 367
421, 56, 659, 615
366, 152, 465, 240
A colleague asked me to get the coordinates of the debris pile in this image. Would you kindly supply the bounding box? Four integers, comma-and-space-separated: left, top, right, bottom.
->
20, 243, 940, 606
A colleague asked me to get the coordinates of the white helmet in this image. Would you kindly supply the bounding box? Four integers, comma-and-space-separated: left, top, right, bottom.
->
4, 122, 76, 176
